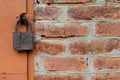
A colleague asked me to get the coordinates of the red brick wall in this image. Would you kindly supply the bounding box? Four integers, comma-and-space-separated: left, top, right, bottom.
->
34, 0, 120, 80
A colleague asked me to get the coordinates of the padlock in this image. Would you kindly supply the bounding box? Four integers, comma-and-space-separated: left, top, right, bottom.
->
13, 17, 33, 51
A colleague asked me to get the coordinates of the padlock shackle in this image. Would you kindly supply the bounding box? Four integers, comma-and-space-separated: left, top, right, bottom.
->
15, 18, 32, 32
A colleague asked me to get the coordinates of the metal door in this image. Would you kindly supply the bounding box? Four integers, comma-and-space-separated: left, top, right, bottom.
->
0, 0, 32, 80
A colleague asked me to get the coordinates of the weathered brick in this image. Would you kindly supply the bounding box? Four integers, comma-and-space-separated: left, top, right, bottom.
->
69, 40, 120, 54
64, 24, 88, 37
69, 40, 89, 54
105, 40, 120, 52
92, 74, 120, 80
69, 40, 106, 54
95, 22, 120, 36
35, 23, 88, 38
35, 74, 85, 80
35, 41, 64, 54
107, 0, 114, 1
43, 0, 94, 3
107, 0, 120, 2
35, 6, 60, 20
42, 58, 87, 70
90, 40, 106, 54
94, 58, 120, 70
107, 0, 115, 2
67, 6, 120, 20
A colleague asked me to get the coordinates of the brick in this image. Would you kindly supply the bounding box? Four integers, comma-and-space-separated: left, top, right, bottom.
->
64, 24, 88, 37
94, 58, 120, 70
92, 74, 120, 80
35, 41, 64, 54
107, 0, 120, 2
35, 23, 64, 37
42, 58, 87, 70
95, 22, 120, 36
35, 6, 60, 20
43, 0, 94, 3
69, 40, 120, 54
69, 40, 89, 54
35, 74, 85, 80
105, 40, 120, 52
107, 0, 114, 1
107, 0, 115, 2
67, 6, 120, 20
90, 40, 106, 54
35, 23, 88, 38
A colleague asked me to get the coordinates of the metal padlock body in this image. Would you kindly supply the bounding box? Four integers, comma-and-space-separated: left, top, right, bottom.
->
13, 19, 33, 51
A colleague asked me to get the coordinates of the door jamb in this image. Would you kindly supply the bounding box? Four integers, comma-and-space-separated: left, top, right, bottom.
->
26, 0, 34, 80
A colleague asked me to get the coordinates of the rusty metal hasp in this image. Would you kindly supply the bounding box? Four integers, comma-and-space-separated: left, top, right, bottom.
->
13, 13, 33, 51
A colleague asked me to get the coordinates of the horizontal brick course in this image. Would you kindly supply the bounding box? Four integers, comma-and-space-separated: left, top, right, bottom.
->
35, 40, 120, 55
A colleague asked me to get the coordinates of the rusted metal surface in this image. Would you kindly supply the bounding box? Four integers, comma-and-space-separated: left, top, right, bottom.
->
0, 0, 27, 80
13, 13, 33, 51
